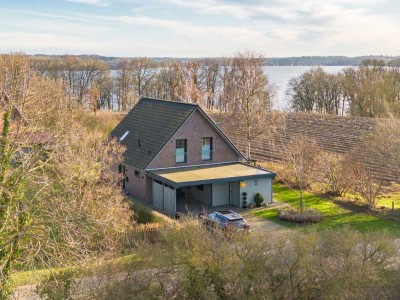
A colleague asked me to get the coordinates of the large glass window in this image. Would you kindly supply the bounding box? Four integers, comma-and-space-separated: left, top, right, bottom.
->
176, 139, 187, 163
202, 137, 213, 160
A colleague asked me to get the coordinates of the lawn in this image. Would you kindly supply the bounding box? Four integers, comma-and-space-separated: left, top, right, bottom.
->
254, 183, 400, 237
377, 191, 400, 209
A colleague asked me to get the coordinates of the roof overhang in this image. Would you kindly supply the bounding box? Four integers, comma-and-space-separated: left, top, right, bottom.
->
146, 162, 276, 188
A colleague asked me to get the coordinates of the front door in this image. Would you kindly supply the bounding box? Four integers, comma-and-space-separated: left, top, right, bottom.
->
229, 181, 240, 207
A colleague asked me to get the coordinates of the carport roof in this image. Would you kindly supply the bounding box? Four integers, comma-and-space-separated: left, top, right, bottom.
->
146, 162, 276, 188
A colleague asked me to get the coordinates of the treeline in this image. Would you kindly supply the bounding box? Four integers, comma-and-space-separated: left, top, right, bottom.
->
268, 55, 398, 66
287, 59, 400, 117
32, 52, 273, 113
33, 54, 400, 67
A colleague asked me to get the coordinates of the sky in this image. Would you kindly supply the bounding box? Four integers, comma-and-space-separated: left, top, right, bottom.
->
0, 0, 399, 57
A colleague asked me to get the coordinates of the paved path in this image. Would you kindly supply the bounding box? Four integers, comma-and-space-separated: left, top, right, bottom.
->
239, 202, 290, 232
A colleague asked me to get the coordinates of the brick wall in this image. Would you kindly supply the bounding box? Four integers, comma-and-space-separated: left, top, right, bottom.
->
147, 110, 242, 169
124, 163, 152, 201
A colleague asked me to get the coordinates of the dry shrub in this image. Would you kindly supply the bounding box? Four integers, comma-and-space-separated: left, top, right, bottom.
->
278, 208, 323, 223
260, 162, 296, 187
38, 222, 400, 300
78, 110, 125, 136
345, 154, 382, 208
318, 152, 349, 196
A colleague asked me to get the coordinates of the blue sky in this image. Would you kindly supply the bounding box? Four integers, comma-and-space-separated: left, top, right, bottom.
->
0, 0, 399, 57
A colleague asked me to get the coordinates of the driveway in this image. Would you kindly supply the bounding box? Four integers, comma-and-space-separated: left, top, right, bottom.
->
238, 202, 290, 232
198, 201, 290, 232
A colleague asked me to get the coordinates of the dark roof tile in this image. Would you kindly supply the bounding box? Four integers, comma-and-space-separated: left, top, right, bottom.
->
110, 98, 197, 169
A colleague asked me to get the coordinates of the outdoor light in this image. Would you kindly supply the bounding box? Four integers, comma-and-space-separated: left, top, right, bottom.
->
240, 181, 247, 188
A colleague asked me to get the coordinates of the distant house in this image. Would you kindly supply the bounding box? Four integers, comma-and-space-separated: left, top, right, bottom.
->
111, 98, 276, 216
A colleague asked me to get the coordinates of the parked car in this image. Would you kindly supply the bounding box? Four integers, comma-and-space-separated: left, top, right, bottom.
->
199, 210, 250, 231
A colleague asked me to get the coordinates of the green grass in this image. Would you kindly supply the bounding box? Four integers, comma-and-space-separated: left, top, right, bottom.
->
130, 200, 159, 224
343, 189, 400, 209
11, 244, 178, 287
254, 183, 400, 237
11, 268, 62, 286
129, 197, 173, 224
377, 192, 400, 209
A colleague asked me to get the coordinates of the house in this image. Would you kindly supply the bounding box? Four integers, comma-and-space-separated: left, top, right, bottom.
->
110, 98, 276, 216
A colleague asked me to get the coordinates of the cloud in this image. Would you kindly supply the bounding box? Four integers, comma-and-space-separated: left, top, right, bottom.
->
1, 0, 400, 56
64, 0, 109, 6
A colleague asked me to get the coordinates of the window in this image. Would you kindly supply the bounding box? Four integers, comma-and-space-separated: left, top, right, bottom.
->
134, 170, 140, 177
120, 130, 129, 141
202, 137, 213, 160
176, 139, 187, 163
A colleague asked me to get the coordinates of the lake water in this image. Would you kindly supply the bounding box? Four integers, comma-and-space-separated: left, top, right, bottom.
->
264, 66, 346, 110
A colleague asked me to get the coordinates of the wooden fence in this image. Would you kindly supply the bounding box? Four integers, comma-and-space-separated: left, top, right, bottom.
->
116, 226, 162, 248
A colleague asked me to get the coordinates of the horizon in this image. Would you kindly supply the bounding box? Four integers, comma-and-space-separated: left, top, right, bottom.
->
1, 0, 400, 57
10, 54, 400, 60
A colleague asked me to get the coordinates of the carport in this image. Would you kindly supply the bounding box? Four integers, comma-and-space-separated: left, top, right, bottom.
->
146, 162, 276, 216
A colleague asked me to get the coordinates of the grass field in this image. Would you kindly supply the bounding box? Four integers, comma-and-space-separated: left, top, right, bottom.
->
377, 191, 400, 209
254, 183, 400, 237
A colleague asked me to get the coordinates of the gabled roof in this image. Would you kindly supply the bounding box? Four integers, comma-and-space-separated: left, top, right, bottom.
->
110, 98, 197, 169
110, 97, 246, 170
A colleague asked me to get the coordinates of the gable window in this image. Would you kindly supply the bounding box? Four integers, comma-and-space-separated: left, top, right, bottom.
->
202, 137, 213, 161
176, 139, 187, 163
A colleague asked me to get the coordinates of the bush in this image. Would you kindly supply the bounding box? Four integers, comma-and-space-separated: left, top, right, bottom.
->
131, 202, 156, 224
254, 193, 264, 207
64, 224, 400, 300
278, 208, 322, 223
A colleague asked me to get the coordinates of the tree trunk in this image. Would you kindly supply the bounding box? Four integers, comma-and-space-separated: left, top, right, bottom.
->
299, 188, 304, 213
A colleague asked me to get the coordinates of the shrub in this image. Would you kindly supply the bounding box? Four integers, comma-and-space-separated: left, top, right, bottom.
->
319, 152, 348, 196
278, 208, 322, 223
130, 200, 159, 224
254, 193, 264, 207
242, 191, 248, 208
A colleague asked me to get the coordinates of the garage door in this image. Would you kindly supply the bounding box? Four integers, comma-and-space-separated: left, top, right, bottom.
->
152, 180, 163, 211
212, 182, 229, 206
163, 185, 176, 216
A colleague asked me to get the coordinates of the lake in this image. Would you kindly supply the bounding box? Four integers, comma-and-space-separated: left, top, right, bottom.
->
264, 66, 346, 110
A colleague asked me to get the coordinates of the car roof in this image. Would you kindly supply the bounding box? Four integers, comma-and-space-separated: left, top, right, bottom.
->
214, 210, 243, 221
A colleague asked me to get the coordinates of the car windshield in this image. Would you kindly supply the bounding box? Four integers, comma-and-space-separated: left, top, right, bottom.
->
230, 219, 247, 227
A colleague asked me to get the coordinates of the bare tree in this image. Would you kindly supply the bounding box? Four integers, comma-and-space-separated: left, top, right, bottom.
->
115, 59, 135, 111
0, 54, 133, 296
285, 136, 321, 212
74, 58, 108, 106
319, 152, 348, 196
228, 51, 275, 159
346, 156, 382, 207
287, 68, 344, 115
200, 58, 220, 109
131, 57, 156, 100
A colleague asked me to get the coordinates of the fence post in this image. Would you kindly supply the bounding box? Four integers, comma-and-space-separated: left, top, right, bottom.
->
392, 201, 395, 219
